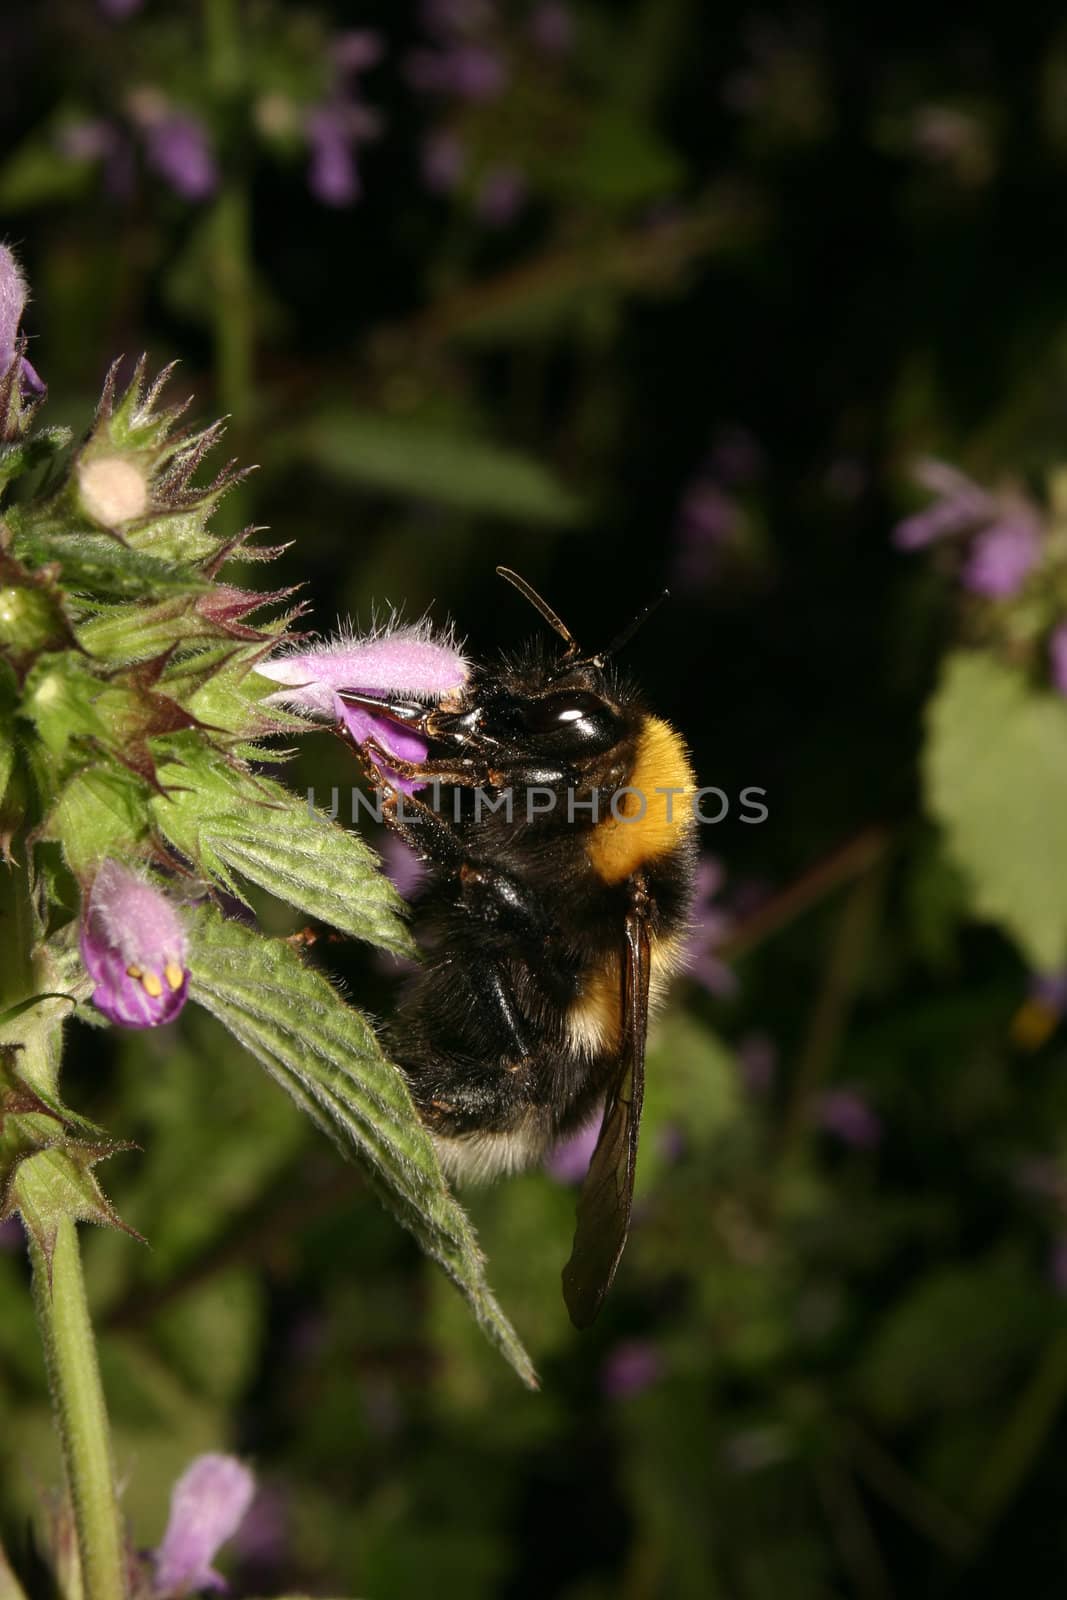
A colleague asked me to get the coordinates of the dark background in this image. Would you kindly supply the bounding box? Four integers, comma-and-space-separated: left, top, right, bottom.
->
4, 3, 1067, 1597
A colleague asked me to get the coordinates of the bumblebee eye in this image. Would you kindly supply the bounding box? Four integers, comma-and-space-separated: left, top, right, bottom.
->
522, 691, 623, 752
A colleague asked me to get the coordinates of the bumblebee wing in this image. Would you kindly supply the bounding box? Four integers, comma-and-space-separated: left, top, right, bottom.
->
562, 902, 652, 1329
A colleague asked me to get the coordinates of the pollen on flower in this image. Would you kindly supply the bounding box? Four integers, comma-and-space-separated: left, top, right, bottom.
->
80, 859, 190, 1028
78, 455, 149, 525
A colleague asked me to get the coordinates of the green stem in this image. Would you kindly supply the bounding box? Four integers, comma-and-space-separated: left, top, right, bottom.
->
209, 183, 253, 427
29, 1217, 127, 1600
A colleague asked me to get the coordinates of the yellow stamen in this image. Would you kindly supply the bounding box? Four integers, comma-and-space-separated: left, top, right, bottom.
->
126, 963, 143, 979
142, 971, 163, 999
164, 962, 185, 992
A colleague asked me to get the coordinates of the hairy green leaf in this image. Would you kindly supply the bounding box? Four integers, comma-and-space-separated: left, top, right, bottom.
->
923, 652, 1067, 969
11, 529, 207, 601
152, 746, 413, 955
185, 905, 536, 1388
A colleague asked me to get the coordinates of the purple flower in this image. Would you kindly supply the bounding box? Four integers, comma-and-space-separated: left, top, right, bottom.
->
0, 243, 44, 396
421, 129, 466, 192
153, 1454, 255, 1597
529, 2, 574, 54
475, 165, 527, 225
672, 479, 741, 588
816, 1089, 881, 1150
98, 0, 143, 15
892, 459, 996, 551
407, 45, 508, 101
259, 625, 469, 793
601, 1340, 663, 1399
332, 29, 385, 74
961, 517, 1039, 598
420, 0, 494, 36
544, 1111, 602, 1184
1051, 624, 1067, 697
306, 105, 360, 206
80, 861, 189, 1029
143, 113, 218, 201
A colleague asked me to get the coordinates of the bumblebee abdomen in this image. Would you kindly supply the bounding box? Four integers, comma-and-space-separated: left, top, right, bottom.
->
585, 716, 696, 885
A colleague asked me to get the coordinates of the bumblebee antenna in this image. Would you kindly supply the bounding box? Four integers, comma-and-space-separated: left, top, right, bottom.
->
595, 588, 669, 665
496, 566, 579, 654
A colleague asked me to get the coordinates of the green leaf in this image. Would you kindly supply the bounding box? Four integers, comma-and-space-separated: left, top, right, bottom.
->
0, 131, 94, 209
923, 651, 1067, 968
43, 762, 150, 872
555, 108, 684, 206
185, 905, 537, 1388
11, 529, 207, 601
19, 653, 109, 758
151, 747, 414, 956
289, 409, 585, 526
9, 1149, 132, 1268
0, 426, 72, 493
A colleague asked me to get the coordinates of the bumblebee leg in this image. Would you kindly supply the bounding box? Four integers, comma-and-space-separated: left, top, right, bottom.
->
357, 734, 490, 789
378, 783, 468, 868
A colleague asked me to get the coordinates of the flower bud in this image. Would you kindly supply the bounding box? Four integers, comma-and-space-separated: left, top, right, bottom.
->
153, 1453, 255, 1597
77, 454, 150, 526
79, 860, 189, 1028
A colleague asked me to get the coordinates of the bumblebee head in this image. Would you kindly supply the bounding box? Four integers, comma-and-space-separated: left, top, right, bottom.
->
469, 568, 667, 761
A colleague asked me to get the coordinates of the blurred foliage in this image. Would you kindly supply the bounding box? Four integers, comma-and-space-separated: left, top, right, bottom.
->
7, 0, 1067, 1595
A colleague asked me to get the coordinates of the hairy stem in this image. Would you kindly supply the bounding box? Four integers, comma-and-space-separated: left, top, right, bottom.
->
29, 1218, 127, 1600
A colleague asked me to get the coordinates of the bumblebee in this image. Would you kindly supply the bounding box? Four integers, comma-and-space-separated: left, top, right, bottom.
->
348, 569, 697, 1327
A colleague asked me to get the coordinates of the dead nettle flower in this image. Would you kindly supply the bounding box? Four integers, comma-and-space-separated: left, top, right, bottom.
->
153, 1454, 255, 1598
126, 90, 218, 202
79, 860, 189, 1029
406, 4, 509, 104
475, 164, 528, 226
816, 1088, 882, 1150
306, 31, 385, 207
144, 112, 219, 201
258, 621, 469, 792
600, 1339, 664, 1400
0, 242, 44, 397
893, 458, 1043, 599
